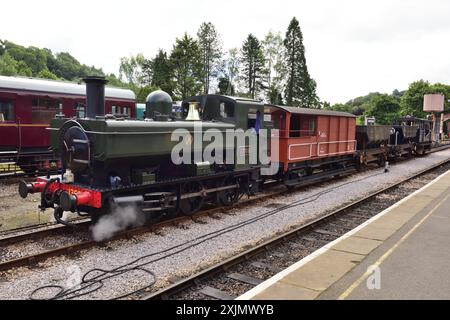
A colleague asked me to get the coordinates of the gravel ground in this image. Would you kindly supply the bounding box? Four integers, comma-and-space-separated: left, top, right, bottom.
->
0, 182, 78, 232
0, 150, 449, 300
0, 230, 90, 263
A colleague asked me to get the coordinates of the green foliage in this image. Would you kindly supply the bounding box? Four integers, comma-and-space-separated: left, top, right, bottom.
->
197, 22, 222, 94
241, 34, 266, 99
0, 40, 5, 56
326, 80, 449, 126
262, 31, 285, 98
4, 42, 47, 75
129, 84, 160, 103
217, 77, 234, 96
36, 68, 58, 80
284, 17, 318, 107
329, 103, 353, 113
119, 53, 149, 86
365, 94, 401, 125
150, 50, 174, 96
431, 83, 450, 112
170, 33, 203, 100
268, 85, 283, 105
356, 115, 365, 125
219, 48, 240, 96
0, 39, 106, 82
16, 61, 33, 77
400, 80, 450, 117
0, 53, 19, 76
399, 80, 430, 118
106, 73, 127, 88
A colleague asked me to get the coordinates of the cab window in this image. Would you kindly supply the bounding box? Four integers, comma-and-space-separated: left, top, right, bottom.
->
220, 101, 234, 119
0, 100, 14, 122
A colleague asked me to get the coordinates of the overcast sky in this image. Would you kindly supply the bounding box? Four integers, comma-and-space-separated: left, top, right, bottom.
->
1, 0, 449, 103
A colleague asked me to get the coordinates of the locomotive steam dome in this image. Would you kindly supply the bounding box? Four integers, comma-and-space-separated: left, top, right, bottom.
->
145, 90, 172, 120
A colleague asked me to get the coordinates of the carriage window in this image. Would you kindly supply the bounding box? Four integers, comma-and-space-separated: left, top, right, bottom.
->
31, 98, 59, 123
74, 102, 86, 118
0, 100, 14, 122
111, 105, 130, 117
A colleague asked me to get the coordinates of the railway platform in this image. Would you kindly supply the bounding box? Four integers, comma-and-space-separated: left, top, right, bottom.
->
238, 169, 450, 300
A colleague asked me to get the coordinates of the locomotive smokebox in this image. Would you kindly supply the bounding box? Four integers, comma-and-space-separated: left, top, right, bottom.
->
83, 76, 108, 118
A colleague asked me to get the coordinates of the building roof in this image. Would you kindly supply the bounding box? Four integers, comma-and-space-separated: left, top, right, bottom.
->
0, 75, 135, 101
267, 104, 356, 118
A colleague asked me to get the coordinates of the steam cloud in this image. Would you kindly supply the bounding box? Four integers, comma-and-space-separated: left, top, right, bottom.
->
90, 205, 145, 242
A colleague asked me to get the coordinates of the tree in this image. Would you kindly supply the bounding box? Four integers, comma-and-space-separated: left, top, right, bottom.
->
0, 39, 5, 56
241, 34, 265, 99
401, 80, 450, 117
0, 39, 108, 81
392, 89, 404, 99
150, 49, 174, 95
268, 86, 283, 105
0, 53, 19, 76
119, 54, 148, 86
400, 80, 431, 118
262, 31, 286, 96
284, 17, 318, 107
4, 42, 47, 75
53, 52, 82, 80
197, 22, 222, 94
169, 33, 203, 99
106, 73, 127, 87
430, 83, 450, 113
366, 94, 401, 125
219, 48, 240, 96
217, 77, 234, 95
36, 68, 58, 80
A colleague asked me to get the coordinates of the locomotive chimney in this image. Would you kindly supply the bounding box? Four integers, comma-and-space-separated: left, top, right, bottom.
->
83, 76, 108, 118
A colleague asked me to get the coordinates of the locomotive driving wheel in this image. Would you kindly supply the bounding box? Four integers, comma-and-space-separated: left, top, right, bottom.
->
218, 176, 241, 206
180, 181, 205, 216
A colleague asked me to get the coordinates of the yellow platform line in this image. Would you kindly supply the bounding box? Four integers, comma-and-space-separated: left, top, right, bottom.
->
338, 192, 450, 300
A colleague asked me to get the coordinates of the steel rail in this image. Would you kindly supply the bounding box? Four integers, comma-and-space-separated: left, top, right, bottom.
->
0, 147, 449, 272
142, 156, 450, 300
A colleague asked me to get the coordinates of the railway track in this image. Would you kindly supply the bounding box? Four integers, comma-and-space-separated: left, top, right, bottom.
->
0, 147, 449, 274
0, 184, 283, 272
141, 158, 450, 300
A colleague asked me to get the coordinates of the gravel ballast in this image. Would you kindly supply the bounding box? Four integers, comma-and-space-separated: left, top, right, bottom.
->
0, 150, 449, 299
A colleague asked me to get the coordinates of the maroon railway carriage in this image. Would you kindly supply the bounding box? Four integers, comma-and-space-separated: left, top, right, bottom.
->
0, 75, 136, 173
267, 105, 357, 186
